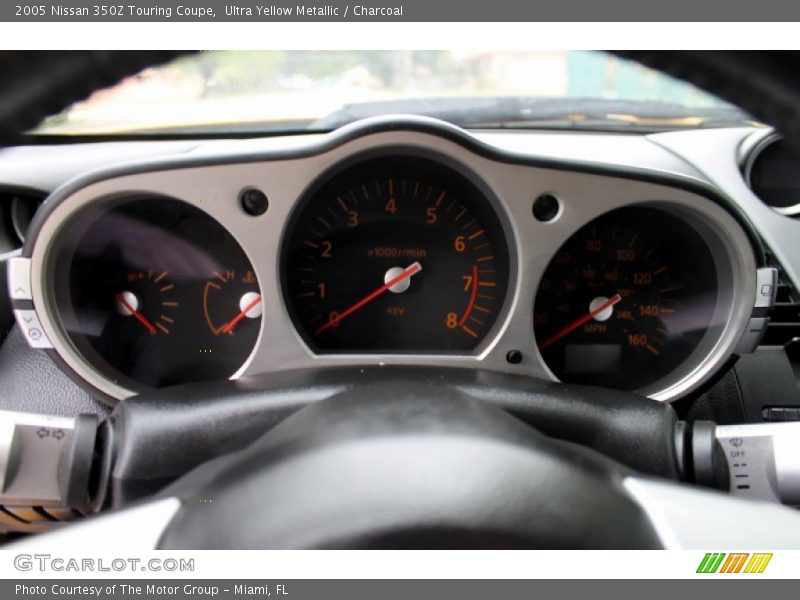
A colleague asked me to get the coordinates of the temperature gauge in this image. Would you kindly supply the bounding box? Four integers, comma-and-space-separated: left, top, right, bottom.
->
203, 269, 263, 336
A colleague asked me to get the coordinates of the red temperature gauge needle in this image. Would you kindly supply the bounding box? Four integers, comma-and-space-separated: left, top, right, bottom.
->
220, 294, 264, 334
115, 293, 157, 335
538, 293, 622, 351
315, 261, 422, 335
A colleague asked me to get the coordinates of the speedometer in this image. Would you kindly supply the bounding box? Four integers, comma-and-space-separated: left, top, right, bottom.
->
533, 206, 719, 391
283, 154, 510, 353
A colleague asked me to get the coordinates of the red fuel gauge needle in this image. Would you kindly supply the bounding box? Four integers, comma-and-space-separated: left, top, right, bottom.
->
538, 293, 622, 351
220, 294, 264, 334
315, 261, 422, 335
115, 293, 157, 335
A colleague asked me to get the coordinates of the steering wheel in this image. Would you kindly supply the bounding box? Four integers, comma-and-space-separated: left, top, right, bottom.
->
5, 51, 800, 549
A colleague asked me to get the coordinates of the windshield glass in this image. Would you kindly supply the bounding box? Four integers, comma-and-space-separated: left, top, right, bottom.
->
36, 51, 758, 135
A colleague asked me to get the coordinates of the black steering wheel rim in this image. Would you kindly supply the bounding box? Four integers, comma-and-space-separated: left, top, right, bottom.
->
153, 379, 664, 549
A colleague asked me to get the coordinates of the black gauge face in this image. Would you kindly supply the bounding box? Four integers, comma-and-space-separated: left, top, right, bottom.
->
284, 155, 510, 352
533, 207, 719, 391
54, 197, 262, 390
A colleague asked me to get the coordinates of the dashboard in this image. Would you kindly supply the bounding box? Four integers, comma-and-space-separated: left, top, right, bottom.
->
0, 118, 790, 407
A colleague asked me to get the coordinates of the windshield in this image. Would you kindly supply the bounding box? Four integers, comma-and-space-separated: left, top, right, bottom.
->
36, 51, 758, 135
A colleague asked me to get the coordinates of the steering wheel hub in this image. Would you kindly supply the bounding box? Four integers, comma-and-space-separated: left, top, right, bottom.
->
157, 383, 662, 549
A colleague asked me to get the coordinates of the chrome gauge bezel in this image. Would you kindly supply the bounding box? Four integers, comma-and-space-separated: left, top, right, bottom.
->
740, 130, 800, 217
42, 192, 267, 395
278, 145, 518, 357
20, 117, 759, 404
530, 198, 754, 402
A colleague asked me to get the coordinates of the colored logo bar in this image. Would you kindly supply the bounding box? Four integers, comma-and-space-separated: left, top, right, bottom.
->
697, 553, 773, 574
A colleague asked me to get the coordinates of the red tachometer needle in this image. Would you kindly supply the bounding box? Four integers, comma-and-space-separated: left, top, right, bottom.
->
315, 261, 422, 335
538, 293, 622, 351
115, 292, 157, 335
220, 294, 264, 334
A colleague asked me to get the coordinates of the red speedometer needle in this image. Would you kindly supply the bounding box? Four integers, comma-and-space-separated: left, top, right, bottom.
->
220, 294, 264, 334
538, 293, 622, 351
314, 261, 423, 335
115, 293, 157, 335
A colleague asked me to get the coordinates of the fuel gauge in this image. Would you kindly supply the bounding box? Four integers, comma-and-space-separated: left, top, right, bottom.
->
115, 270, 179, 335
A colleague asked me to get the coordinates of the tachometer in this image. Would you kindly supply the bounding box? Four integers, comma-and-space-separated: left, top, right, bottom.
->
533, 206, 719, 391
283, 155, 510, 352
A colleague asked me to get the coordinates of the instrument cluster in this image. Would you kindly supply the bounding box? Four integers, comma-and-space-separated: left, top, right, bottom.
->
8, 118, 767, 403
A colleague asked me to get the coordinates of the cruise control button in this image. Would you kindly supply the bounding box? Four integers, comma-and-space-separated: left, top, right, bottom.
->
13, 310, 52, 348
7, 257, 32, 300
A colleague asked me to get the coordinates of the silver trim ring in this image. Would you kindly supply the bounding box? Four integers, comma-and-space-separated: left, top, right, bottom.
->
25, 118, 759, 404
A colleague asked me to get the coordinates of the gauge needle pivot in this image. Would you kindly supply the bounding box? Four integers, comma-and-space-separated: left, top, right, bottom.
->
220, 294, 264, 334
115, 292, 157, 335
538, 293, 622, 350
315, 261, 422, 335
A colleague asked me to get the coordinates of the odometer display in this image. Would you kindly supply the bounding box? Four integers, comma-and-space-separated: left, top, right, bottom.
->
284, 155, 510, 352
534, 206, 719, 391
